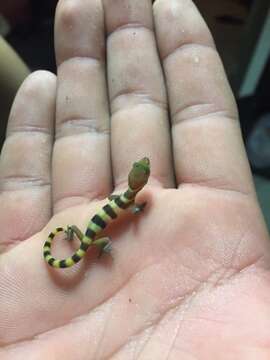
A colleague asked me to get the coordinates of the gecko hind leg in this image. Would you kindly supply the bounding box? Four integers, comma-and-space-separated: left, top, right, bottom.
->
66, 225, 111, 257
65, 225, 84, 242
92, 237, 112, 258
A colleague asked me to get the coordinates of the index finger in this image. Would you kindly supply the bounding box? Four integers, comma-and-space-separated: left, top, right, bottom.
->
154, 0, 254, 195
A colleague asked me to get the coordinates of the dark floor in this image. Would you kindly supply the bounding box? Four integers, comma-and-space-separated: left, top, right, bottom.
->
254, 176, 270, 231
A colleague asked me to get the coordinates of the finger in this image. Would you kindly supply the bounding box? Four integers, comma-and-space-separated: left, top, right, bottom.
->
103, 0, 174, 190
0, 71, 56, 252
154, 0, 254, 194
53, 0, 111, 213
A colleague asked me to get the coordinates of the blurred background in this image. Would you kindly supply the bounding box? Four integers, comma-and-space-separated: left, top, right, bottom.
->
0, 0, 269, 229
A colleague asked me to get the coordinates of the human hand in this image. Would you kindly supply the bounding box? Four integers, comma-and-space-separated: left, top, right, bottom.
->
1, 0, 270, 358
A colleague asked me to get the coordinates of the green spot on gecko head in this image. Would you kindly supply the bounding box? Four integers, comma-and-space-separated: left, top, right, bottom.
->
128, 157, 150, 191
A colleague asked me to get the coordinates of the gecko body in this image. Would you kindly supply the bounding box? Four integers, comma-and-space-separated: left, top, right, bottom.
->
43, 157, 150, 268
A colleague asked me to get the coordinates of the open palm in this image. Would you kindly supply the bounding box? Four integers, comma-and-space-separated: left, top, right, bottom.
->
1, 0, 270, 359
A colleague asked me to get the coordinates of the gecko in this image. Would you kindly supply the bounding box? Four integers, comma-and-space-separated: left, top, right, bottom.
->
43, 157, 150, 268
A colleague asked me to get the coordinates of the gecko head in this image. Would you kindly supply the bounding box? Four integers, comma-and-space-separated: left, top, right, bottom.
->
128, 157, 150, 191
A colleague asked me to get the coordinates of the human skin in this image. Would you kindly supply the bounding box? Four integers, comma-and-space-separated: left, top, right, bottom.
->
1, 0, 270, 359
